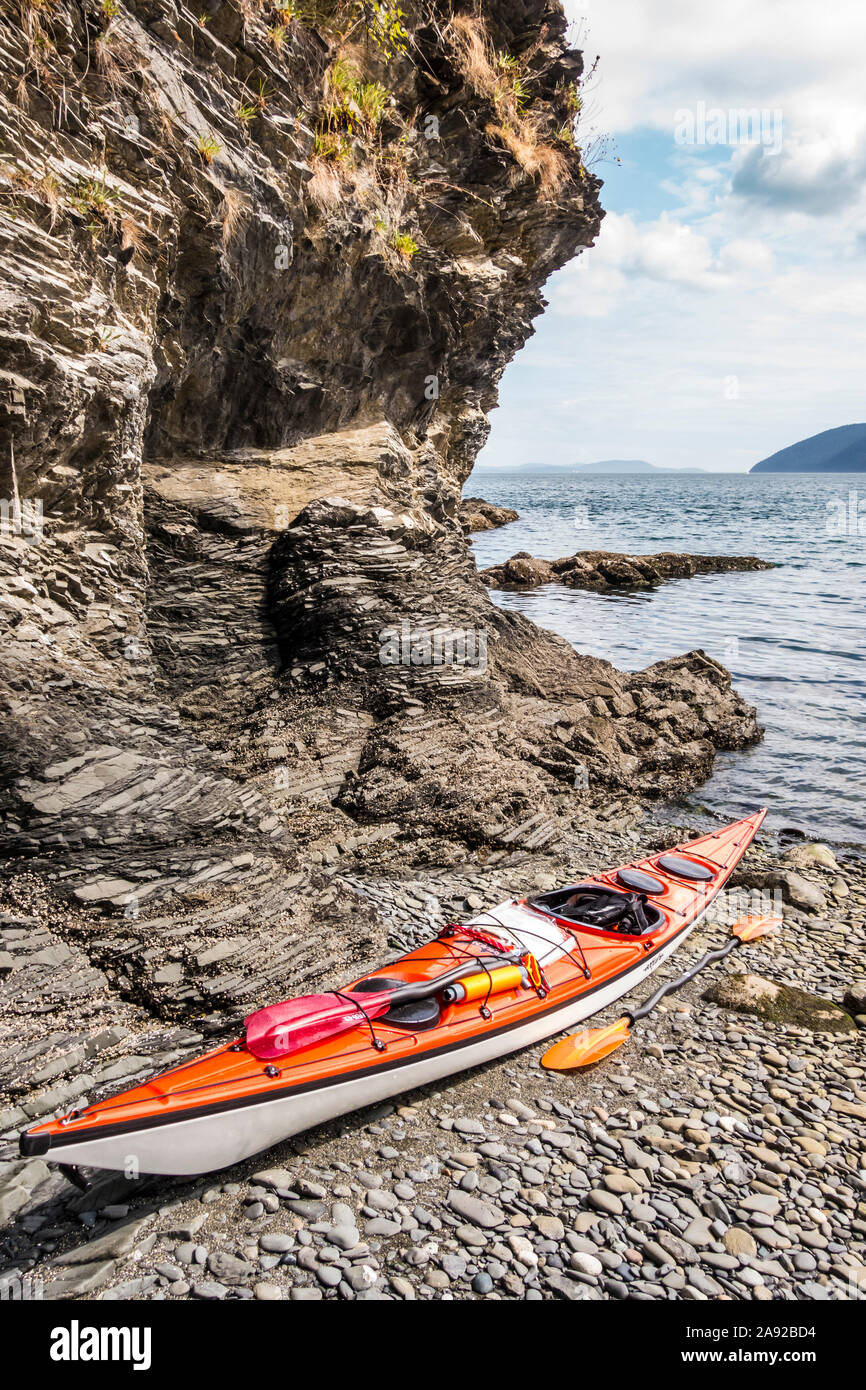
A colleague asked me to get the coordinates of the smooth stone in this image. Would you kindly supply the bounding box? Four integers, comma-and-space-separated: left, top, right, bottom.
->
533, 1215, 565, 1240
260, 1234, 294, 1253
206, 1252, 253, 1282
365, 1218, 401, 1237
366, 1189, 399, 1212
251, 1168, 294, 1190
739, 1194, 781, 1218
192, 1281, 228, 1300
326, 1225, 361, 1251
447, 1190, 505, 1229
588, 1190, 623, 1217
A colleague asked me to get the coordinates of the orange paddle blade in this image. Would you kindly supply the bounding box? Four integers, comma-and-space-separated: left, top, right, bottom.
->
542, 1017, 632, 1071
731, 914, 783, 943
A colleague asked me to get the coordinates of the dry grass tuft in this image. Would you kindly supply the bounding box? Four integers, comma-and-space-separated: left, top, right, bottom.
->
17, 0, 58, 89
36, 166, 61, 228
446, 13, 572, 201
1, 162, 62, 228
307, 158, 346, 212
94, 28, 122, 90
120, 214, 146, 260
487, 120, 570, 200
94, 19, 139, 93
219, 187, 250, 246
445, 14, 501, 105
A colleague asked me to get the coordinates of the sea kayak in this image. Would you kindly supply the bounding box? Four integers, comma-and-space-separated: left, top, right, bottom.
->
21, 811, 765, 1176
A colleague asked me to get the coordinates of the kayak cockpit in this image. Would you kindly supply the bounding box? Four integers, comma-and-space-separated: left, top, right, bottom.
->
527, 883, 665, 936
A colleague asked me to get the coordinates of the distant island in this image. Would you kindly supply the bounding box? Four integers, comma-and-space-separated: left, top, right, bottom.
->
751, 424, 866, 473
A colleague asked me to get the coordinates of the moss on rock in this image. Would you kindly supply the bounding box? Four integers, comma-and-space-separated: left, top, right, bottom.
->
703, 973, 856, 1033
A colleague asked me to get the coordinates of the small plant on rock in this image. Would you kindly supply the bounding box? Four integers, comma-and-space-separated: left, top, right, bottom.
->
355, 79, 389, 130
313, 130, 350, 160
253, 77, 272, 110
359, 1, 408, 60
391, 229, 417, 258
321, 57, 390, 142
71, 172, 120, 226
96, 325, 120, 351
195, 133, 222, 163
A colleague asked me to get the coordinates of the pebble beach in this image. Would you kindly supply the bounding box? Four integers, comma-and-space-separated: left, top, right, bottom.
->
3, 824, 863, 1303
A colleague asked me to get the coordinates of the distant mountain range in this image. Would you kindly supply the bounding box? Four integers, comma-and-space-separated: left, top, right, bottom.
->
483, 459, 706, 474
751, 424, 866, 473
477, 428, 866, 475
571, 459, 705, 474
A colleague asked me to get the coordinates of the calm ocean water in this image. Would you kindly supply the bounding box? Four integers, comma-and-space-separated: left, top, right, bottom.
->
467, 470, 865, 843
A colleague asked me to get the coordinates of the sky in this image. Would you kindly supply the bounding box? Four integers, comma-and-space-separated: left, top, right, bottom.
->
476, 0, 866, 471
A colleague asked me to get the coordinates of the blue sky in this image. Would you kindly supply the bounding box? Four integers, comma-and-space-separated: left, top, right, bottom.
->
476, 0, 866, 471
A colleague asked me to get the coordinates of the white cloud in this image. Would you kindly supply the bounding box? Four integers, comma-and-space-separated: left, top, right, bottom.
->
477, 0, 866, 470
718, 239, 774, 275
556, 216, 781, 316
730, 134, 866, 215
618, 214, 728, 289
568, 0, 866, 145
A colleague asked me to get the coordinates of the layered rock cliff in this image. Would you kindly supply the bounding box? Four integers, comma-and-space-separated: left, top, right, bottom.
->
0, 0, 761, 1041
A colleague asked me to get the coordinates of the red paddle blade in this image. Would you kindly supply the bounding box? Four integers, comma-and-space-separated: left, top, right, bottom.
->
542, 1017, 632, 1071
731, 914, 783, 943
245, 990, 392, 1060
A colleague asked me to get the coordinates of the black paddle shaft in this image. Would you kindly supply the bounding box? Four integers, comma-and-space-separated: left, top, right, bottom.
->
626, 936, 741, 1024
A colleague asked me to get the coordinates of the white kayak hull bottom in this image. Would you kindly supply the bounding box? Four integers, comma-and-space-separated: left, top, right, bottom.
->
42, 919, 698, 1175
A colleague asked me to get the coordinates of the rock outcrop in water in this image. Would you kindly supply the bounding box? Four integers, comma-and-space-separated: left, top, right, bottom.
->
481, 549, 774, 591
458, 496, 519, 532
0, 0, 764, 1126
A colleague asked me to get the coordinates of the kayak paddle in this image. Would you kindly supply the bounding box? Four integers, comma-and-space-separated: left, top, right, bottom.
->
541, 913, 781, 1072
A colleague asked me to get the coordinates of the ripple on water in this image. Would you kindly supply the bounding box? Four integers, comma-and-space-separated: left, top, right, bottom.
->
468, 469, 866, 842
